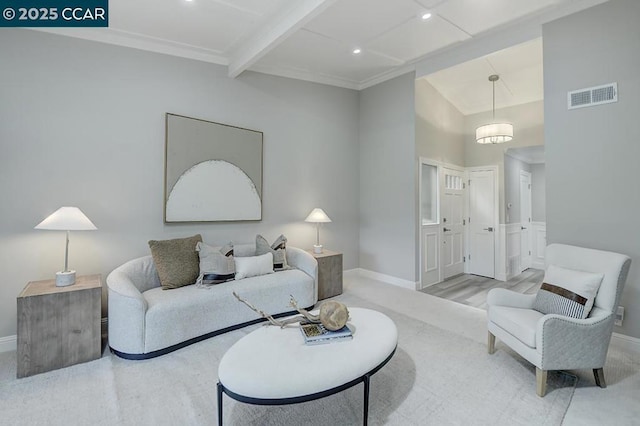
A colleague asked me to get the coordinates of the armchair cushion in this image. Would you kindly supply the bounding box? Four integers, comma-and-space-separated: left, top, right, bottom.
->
533, 265, 603, 319
489, 306, 544, 348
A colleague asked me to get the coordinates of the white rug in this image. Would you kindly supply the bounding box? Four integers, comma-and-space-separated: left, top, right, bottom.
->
0, 293, 575, 425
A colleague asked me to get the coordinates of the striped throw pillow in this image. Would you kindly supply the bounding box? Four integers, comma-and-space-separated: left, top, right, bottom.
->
195, 242, 235, 287
533, 265, 604, 319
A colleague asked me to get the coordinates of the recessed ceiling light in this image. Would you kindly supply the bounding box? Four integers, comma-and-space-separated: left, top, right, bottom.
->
352, 48, 362, 55
421, 12, 432, 20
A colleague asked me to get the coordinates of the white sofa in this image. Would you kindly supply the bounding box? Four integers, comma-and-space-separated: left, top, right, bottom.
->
107, 244, 318, 359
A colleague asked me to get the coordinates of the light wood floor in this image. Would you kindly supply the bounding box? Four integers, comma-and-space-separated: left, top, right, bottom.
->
419, 269, 544, 310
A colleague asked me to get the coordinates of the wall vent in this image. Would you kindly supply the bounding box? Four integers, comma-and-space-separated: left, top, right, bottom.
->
568, 82, 617, 109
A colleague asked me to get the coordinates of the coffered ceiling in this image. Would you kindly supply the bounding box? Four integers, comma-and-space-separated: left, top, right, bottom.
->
34, 0, 607, 113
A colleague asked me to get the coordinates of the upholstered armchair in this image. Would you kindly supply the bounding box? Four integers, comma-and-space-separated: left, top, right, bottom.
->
487, 243, 631, 397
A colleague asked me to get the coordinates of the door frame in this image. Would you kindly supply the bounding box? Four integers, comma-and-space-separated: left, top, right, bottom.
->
466, 165, 499, 279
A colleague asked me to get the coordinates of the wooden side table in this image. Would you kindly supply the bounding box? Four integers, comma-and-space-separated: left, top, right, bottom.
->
17, 274, 102, 378
308, 249, 343, 300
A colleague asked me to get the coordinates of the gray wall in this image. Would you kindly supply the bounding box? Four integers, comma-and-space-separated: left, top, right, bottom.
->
0, 29, 360, 338
543, 0, 640, 338
415, 78, 465, 167
359, 72, 417, 283
530, 163, 546, 222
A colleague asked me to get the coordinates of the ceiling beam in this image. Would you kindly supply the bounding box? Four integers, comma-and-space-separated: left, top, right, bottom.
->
228, 0, 336, 79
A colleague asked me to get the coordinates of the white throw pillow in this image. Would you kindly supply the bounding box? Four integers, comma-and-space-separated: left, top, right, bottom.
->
234, 252, 274, 280
533, 265, 604, 319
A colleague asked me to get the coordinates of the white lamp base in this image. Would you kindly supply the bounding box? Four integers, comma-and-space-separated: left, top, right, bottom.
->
313, 245, 323, 254
56, 270, 76, 287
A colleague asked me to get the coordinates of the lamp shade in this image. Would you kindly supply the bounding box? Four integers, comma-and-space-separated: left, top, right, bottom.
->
304, 208, 332, 223
475, 123, 513, 144
35, 207, 97, 231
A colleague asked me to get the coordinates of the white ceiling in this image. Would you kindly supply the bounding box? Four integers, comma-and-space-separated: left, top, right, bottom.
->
423, 38, 543, 115
34, 0, 605, 112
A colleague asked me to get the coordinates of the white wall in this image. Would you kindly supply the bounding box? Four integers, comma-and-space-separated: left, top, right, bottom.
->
0, 29, 360, 339
359, 72, 417, 283
543, 0, 640, 338
530, 163, 546, 222
504, 155, 531, 224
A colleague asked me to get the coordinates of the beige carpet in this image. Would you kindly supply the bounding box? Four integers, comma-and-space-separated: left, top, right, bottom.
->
0, 291, 576, 425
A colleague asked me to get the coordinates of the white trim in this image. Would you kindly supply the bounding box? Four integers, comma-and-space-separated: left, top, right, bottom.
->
0, 335, 16, 353
611, 333, 640, 354
349, 268, 417, 291
249, 63, 359, 90
30, 28, 229, 65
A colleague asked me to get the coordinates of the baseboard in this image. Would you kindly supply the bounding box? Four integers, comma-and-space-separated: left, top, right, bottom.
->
531, 261, 545, 270
350, 268, 417, 290
0, 335, 16, 353
611, 332, 640, 354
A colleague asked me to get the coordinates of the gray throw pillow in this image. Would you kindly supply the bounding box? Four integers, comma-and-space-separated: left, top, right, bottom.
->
148, 234, 202, 290
532, 265, 604, 319
195, 242, 235, 287
255, 234, 288, 271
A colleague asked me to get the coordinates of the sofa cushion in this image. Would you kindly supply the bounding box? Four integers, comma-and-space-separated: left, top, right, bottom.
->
235, 252, 274, 279
489, 306, 544, 348
195, 242, 235, 287
256, 234, 289, 271
533, 265, 604, 319
148, 234, 202, 290
142, 269, 315, 352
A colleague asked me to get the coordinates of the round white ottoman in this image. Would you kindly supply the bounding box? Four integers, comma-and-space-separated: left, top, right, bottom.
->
217, 307, 397, 425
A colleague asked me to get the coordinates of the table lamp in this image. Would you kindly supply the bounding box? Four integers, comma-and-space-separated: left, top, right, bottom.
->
35, 206, 97, 287
304, 208, 331, 254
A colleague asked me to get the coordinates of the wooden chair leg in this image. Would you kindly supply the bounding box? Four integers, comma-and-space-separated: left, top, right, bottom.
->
536, 368, 547, 397
593, 368, 607, 388
488, 332, 496, 354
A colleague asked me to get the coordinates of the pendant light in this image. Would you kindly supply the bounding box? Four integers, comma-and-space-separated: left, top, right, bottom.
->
476, 75, 513, 144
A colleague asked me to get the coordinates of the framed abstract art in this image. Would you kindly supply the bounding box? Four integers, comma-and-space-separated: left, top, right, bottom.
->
164, 113, 263, 222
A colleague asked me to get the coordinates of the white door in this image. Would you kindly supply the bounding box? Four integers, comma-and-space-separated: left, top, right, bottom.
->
441, 168, 465, 279
520, 171, 532, 271
469, 169, 496, 278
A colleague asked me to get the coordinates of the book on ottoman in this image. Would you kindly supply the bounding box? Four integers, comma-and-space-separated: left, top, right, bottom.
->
299, 322, 353, 345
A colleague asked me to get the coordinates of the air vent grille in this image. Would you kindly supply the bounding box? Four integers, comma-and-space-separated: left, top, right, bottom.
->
568, 82, 617, 109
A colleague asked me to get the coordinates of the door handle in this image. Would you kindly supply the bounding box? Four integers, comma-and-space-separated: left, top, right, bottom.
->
483, 227, 494, 232
443, 228, 451, 232
521, 226, 527, 230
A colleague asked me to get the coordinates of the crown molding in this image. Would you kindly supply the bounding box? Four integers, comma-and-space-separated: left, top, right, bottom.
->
30, 27, 229, 65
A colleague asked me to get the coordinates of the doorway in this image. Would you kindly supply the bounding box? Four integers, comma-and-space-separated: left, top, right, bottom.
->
519, 170, 532, 271
419, 159, 467, 288
468, 167, 498, 279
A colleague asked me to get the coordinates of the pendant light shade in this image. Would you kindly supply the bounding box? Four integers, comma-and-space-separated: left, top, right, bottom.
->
476, 122, 513, 144
476, 75, 513, 144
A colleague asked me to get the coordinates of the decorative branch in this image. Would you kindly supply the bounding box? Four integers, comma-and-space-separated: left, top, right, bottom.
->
289, 295, 320, 322
233, 291, 285, 327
